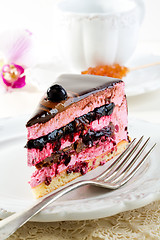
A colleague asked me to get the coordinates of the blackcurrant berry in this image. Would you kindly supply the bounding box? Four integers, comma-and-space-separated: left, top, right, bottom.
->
47, 84, 67, 102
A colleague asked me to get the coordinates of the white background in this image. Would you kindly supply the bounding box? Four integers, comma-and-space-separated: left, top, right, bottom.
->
0, 0, 159, 46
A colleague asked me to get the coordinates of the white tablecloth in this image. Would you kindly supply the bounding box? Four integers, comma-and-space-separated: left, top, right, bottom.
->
6, 201, 160, 240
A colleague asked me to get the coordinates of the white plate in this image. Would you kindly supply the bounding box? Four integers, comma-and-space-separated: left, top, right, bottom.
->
0, 116, 159, 222
28, 51, 160, 97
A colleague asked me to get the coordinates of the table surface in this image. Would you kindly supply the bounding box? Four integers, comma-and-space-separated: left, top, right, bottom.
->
1, 40, 160, 240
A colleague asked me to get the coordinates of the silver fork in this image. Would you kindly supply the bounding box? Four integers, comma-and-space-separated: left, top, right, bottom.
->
0, 136, 156, 240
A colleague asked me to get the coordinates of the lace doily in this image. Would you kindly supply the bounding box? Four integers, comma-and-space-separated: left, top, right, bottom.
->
6, 200, 160, 240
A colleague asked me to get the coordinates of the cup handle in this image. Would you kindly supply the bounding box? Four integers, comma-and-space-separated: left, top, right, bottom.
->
134, 0, 145, 24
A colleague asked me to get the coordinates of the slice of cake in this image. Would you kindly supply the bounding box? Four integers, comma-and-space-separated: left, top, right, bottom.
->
26, 74, 129, 198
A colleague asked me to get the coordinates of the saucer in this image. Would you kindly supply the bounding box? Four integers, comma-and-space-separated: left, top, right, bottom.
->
28, 51, 160, 97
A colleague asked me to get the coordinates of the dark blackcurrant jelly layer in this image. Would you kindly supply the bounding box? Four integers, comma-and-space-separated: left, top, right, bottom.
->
26, 102, 115, 151
35, 124, 115, 170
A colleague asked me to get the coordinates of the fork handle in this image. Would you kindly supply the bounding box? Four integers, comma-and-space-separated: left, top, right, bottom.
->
0, 180, 91, 239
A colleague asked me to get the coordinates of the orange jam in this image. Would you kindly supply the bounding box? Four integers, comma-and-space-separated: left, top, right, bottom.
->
81, 64, 129, 79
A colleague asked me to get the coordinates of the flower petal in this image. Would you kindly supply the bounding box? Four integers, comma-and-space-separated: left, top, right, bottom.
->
13, 64, 24, 75
12, 75, 26, 88
2, 64, 10, 73
1, 74, 12, 87
1, 63, 26, 89
0, 29, 35, 67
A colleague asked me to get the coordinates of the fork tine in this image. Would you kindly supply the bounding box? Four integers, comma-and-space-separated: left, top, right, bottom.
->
105, 137, 150, 183
96, 138, 137, 181
113, 143, 157, 187
97, 136, 144, 181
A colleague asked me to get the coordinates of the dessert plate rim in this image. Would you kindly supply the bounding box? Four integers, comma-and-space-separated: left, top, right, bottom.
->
0, 115, 159, 222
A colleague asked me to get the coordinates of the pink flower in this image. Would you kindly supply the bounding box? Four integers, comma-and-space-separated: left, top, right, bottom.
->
1, 64, 25, 88
0, 29, 35, 90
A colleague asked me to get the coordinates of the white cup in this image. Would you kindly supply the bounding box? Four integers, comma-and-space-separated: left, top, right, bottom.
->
54, 0, 145, 71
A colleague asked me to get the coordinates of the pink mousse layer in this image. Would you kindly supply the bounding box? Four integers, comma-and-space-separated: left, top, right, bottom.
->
30, 136, 120, 188
27, 98, 128, 167
29, 98, 128, 188
27, 82, 125, 140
